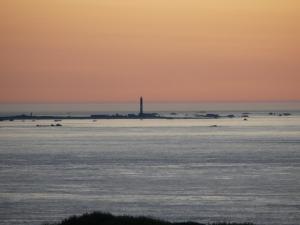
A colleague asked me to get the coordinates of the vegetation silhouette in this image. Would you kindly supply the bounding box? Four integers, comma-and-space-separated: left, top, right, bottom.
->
44, 211, 255, 225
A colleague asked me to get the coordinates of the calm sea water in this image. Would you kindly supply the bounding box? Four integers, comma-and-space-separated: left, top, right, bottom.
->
0, 104, 300, 225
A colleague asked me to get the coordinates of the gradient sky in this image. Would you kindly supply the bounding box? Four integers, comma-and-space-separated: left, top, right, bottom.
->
0, 0, 299, 103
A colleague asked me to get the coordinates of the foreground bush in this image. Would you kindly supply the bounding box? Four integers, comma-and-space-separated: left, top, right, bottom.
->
45, 211, 254, 225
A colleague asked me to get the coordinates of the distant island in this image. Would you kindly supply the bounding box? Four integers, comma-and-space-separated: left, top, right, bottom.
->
0, 97, 292, 122
0, 112, 227, 121
44, 211, 254, 225
0, 97, 230, 121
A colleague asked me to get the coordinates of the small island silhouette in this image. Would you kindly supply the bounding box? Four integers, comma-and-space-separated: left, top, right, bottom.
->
44, 211, 254, 225
0, 97, 227, 121
0, 97, 292, 122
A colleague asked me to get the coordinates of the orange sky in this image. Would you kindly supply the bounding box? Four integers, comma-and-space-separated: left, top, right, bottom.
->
0, 0, 299, 103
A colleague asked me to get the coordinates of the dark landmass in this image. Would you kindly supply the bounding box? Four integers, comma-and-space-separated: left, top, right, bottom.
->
0, 111, 293, 122
0, 113, 236, 121
36, 123, 62, 127
44, 211, 254, 225
268, 112, 291, 116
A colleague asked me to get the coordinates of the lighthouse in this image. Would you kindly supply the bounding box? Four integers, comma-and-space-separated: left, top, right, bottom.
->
139, 96, 143, 116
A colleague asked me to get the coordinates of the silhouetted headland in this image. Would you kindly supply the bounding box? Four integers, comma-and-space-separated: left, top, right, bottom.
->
43, 211, 255, 225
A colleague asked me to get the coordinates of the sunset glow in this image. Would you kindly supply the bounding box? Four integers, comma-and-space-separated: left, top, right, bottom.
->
1, 0, 299, 103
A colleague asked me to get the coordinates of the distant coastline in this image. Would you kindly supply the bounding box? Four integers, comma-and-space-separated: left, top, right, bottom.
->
0, 112, 293, 122
0, 112, 229, 121
44, 211, 255, 225
0, 98, 293, 121
1, 102, 299, 119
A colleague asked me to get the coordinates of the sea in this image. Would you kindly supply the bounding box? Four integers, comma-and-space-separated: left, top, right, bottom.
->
0, 102, 300, 225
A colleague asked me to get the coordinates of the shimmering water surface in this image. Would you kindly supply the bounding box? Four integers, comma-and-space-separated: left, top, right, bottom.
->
0, 113, 300, 225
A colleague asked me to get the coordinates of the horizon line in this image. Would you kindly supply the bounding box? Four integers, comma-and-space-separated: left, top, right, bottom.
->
1, 100, 300, 105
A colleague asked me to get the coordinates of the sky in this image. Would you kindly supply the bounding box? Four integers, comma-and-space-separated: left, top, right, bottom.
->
0, 0, 299, 103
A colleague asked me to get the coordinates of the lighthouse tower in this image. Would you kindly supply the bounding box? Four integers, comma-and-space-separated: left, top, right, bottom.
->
139, 96, 143, 117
